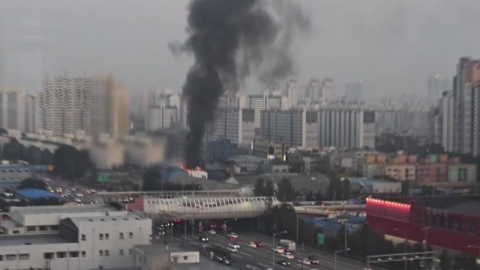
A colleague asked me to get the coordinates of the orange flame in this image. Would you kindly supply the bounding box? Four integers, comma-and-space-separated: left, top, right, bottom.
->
180, 164, 204, 175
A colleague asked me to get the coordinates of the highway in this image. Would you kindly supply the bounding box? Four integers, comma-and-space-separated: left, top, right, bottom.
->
171, 227, 378, 270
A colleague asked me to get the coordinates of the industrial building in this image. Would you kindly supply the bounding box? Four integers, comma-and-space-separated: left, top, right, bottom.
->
0, 204, 152, 270
348, 177, 402, 195
366, 196, 480, 253
0, 164, 49, 189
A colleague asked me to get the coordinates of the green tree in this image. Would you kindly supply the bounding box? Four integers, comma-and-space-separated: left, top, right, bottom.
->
341, 179, 352, 199
439, 249, 450, 270
19, 178, 48, 190
27, 146, 42, 164
326, 178, 343, 200
142, 167, 161, 191
276, 178, 295, 202
265, 179, 274, 196
53, 145, 88, 179
2, 142, 22, 161
254, 178, 266, 196
40, 149, 53, 165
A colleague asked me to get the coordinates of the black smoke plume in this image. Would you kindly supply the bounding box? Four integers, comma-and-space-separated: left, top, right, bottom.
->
172, 0, 309, 169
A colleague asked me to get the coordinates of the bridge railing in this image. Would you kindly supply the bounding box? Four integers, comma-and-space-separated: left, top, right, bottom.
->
98, 189, 242, 198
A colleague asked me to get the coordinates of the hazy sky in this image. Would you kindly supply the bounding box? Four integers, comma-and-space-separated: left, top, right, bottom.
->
1, 0, 480, 98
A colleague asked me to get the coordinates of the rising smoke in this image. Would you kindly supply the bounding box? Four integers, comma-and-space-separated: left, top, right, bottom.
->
172, 0, 310, 169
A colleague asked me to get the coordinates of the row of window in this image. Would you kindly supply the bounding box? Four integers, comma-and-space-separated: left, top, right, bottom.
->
415, 211, 480, 234
100, 249, 133, 256
44, 251, 83, 259
0, 169, 30, 173
0, 254, 29, 261
81, 232, 133, 241
26, 225, 58, 232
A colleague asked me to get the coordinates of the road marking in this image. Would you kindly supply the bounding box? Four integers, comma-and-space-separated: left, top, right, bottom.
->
246, 264, 259, 270
239, 251, 252, 257
231, 254, 243, 258
258, 263, 270, 268
172, 237, 181, 241
181, 236, 191, 240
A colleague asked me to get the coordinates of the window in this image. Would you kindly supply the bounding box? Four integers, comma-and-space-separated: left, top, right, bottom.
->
119, 249, 124, 256
69, 251, 79, 258
6, 255, 16, 261
81, 251, 86, 257
81, 234, 86, 241
119, 232, 124, 239
105, 233, 109, 240
56, 252, 67, 258
13, 230, 20, 234
99, 233, 104, 240
26, 226, 36, 232
19, 254, 29, 260
184, 256, 188, 260
0, 255, 3, 261
99, 250, 103, 257
129, 249, 133, 255
39, 226, 48, 231
44, 253, 54, 259
129, 232, 133, 238
50, 225, 58, 231
105, 250, 109, 257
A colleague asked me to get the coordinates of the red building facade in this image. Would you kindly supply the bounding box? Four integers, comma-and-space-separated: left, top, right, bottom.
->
366, 197, 480, 253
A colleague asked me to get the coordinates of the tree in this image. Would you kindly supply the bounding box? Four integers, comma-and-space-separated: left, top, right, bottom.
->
276, 178, 295, 202
341, 179, 352, 199
254, 178, 266, 196
2, 142, 22, 161
326, 178, 343, 200
52, 145, 87, 179
265, 179, 275, 196
41, 149, 53, 165
18, 178, 48, 190
27, 146, 42, 164
143, 167, 161, 191
439, 249, 450, 270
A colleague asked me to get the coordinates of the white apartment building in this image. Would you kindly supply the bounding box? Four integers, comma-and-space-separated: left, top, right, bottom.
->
0, 87, 27, 132
205, 108, 255, 146
317, 103, 374, 150
0, 205, 152, 270
439, 91, 454, 152
298, 78, 334, 107
145, 106, 178, 132
248, 92, 287, 128
36, 74, 92, 137
260, 109, 319, 149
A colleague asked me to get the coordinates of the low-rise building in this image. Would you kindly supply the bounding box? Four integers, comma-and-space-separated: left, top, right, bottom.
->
0, 205, 152, 270
253, 138, 286, 160
384, 164, 416, 181
207, 140, 238, 162
0, 163, 52, 189
447, 164, 477, 184
416, 163, 447, 184
348, 177, 402, 195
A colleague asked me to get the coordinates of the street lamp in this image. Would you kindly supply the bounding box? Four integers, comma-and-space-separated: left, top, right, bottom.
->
335, 248, 350, 270
394, 228, 407, 270
223, 219, 237, 234
272, 231, 287, 269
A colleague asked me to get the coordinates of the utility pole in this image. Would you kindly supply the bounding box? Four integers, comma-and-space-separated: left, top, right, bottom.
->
300, 243, 305, 270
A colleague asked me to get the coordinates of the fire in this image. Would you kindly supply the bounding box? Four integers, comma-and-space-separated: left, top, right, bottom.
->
180, 164, 204, 175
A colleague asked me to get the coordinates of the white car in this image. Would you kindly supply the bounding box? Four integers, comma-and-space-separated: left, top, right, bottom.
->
248, 242, 257, 248
227, 232, 238, 238
76, 193, 83, 197
226, 246, 238, 253
272, 246, 285, 254
281, 252, 294, 259
228, 243, 240, 249
209, 229, 216, 234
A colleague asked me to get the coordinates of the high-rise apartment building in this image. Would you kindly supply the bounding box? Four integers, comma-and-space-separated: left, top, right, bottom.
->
36, 74, 92, 137
144, 91, 183, 132
285, 79, 299, 108
205, 107, 255, 145
0, 87, 27, 132
345, 79, 363, 101
452, 57, 480, 155
248, 92, 287, 128
91, 74, 130, 138
300, 78, 334, 106
439, 91, 454, 152
427, 75, 451, 107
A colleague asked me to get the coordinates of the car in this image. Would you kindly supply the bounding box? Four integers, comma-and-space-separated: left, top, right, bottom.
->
255, 241, 264, 247
209, 229, 216, 234
228, 243, 240, 249
307, 255, 319, 264
272, 246, 285, 254
277, 260, 291, 266
198, 234, 209, 242
76, 193, 83, 197
281, 252, 294, 259
227, 232, 238, 238
223, 257, 231, 266
248, 242, 257, 248
74, 198, 81, 203
226, 246, 238, 253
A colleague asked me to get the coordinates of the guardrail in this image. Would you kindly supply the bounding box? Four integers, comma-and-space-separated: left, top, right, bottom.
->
97, 190, 242, 198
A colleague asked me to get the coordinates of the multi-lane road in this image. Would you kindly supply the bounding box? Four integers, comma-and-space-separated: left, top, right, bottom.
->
171, 228, 378, 270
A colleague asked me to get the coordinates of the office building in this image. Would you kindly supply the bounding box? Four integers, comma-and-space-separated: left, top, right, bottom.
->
0, 87, 27, 132
91, 73, 130, 138
260, 109, 318, 149
252, 138, 285, 160
0, 205, 151, 270
345, 79, 363, 101
205, 108, 255, 146
317, 104, 375, 150
36, 74, 92, 137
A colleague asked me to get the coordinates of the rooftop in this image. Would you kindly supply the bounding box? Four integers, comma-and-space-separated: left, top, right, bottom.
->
69, 213, 147, 228
0, 234, 68, 247
16, 188, 62, 200
348, 177, 396, 187
11, 204, 117, 215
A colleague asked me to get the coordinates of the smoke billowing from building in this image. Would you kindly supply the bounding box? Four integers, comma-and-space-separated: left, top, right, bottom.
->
172, 0, 309, 168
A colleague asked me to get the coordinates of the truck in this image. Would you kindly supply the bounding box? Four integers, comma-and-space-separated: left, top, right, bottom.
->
279, 239, 296, 252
